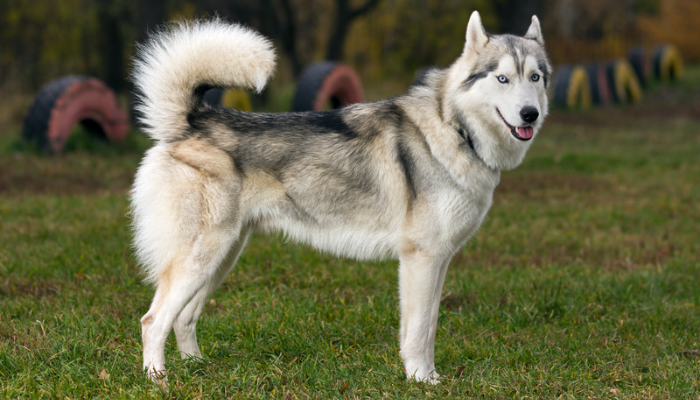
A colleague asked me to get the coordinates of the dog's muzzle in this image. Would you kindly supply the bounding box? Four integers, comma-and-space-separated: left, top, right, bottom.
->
496, 108, 534, 141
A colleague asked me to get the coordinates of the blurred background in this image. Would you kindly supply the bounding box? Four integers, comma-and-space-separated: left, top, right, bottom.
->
1, 0, 699, 131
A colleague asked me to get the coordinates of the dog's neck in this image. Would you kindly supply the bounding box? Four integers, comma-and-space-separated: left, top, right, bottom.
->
457, 127, 491, 169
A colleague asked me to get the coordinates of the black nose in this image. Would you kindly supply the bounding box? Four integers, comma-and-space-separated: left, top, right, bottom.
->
520, 106, 539, 123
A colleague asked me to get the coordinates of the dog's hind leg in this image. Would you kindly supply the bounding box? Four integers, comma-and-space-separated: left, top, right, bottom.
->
398, 247, 449, 384
173, 230, 250, 359
141, 225, 244, 379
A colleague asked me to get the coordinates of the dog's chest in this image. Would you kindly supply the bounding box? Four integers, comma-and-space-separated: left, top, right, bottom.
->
420, 166, 499, 250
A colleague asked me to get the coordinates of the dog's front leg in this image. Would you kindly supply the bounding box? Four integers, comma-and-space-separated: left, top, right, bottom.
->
425, 259, 450, 380
398, 249, 448, 384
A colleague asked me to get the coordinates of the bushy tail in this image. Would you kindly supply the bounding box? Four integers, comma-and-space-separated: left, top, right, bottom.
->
132, 19, 276, 142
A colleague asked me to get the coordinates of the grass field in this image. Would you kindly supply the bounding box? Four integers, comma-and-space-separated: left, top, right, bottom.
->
1, 69, 700, 399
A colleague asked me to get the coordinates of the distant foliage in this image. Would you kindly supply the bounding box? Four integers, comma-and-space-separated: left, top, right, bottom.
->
1, 0, 101, 90
0, 0, 697, 97
343, 0, 497, 81
636, 0, 700, 63
540, 0, 699, 65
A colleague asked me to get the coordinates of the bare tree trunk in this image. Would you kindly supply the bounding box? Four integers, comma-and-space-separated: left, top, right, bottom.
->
494, 0, 543, 36
96, 1, 126, 93
274, 0, 304, 76
326, 0, 382, 61
135, 0, 169, 43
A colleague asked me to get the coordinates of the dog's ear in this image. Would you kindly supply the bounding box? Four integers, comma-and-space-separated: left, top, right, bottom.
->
524, 15, 544, 46
464, 11, 488, 54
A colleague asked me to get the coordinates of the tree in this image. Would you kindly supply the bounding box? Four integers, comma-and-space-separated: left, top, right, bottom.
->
95, 0, 128, 94
493, 0, 543, 35
194, 0, 382, 76
326, 0, 382, 61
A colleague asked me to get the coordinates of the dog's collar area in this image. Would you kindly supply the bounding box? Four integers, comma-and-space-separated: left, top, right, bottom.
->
458, 128, 476, 152
457, 127, 491, 168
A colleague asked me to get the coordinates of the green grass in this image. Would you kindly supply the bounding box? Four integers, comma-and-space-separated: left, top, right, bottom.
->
1, 70, 700, 399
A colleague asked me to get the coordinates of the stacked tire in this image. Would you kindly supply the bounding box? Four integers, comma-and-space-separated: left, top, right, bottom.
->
22, 76, 129, 152
291, 62, 364, 112
584, 63, 612, 105
552, 65, 592, 109
606, 59, 642, 104
551, 44, 682, 110
203, 88, 253, 111
652, 45, 683, 83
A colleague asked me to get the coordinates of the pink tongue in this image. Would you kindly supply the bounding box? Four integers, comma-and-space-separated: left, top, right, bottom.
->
517, 126, 534, 139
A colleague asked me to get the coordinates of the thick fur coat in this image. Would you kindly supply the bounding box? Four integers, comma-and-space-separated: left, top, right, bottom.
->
131, 11, 551, 383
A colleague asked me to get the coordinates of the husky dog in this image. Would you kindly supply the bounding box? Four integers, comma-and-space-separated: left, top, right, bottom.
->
131, 11, 550, 383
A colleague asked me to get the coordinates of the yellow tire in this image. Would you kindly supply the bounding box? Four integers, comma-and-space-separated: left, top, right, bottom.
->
552, 65, 592, 110
221, 89, 252, 111
606, 59, 642, 104
653, 45, 683, 83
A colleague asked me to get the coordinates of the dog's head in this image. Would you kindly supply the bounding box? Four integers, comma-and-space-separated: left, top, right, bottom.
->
446, 11, 552, 171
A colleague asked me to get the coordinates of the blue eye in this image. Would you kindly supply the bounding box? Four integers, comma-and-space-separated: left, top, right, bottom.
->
497, 75, 508, 84
531, 74, 540, 82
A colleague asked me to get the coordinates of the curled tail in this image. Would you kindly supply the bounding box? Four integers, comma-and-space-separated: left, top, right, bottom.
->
132, 19, 276, 142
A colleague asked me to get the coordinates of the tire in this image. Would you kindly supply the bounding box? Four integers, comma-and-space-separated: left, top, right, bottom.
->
22, 76, 129, 152
653, 44, 683, 83
203, 88, 252, 111
627, 46, 649, 88
584, 63, 611, 105
291, 61, 364, 112
203, 88, 225, 106
606, 59, 642, 104
552, 65, 592, 110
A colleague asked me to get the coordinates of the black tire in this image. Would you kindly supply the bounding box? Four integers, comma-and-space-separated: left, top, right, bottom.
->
203, 88, 224, 106
22, 75, 129, 152
584, 63, 611, 105
653, 44, 683, 83
292, 62, 337, 112
627, 46, 648, 88
291, 61, 364, 112
22, 76, 89, 150
552, 65, 570, 108
203, 87, 253, 111
606, 59, 642, 104
552, 65, 591, 109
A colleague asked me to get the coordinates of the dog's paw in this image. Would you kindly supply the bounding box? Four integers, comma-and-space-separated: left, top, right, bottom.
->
145, 367, 168, 388
404, 363, 441, 384
426, 370, 441, 384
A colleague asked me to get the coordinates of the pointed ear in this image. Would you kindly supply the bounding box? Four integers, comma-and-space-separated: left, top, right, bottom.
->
464, 11, 488, 54
524, 15, 544, 46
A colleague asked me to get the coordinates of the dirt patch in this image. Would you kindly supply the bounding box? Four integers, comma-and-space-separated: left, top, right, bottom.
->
0, 153, 135, 196
441, 291, 476, 312
0, 279, 59, 298
497, 172, 607, 198
549, 85, 700, 128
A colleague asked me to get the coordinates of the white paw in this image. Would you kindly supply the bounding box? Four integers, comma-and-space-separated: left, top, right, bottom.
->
145, 366, 168, 387
404, 362, 441, 384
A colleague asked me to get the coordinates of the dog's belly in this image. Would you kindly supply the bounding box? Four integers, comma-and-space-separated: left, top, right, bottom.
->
250, 194, 402, 260
263, 219, 400, 260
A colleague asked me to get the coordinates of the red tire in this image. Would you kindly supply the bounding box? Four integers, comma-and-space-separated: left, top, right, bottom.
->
291, 62, 364, 112
22, 76, 129, 152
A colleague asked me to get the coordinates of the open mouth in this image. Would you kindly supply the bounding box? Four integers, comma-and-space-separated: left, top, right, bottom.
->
496, 109, 534, 141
